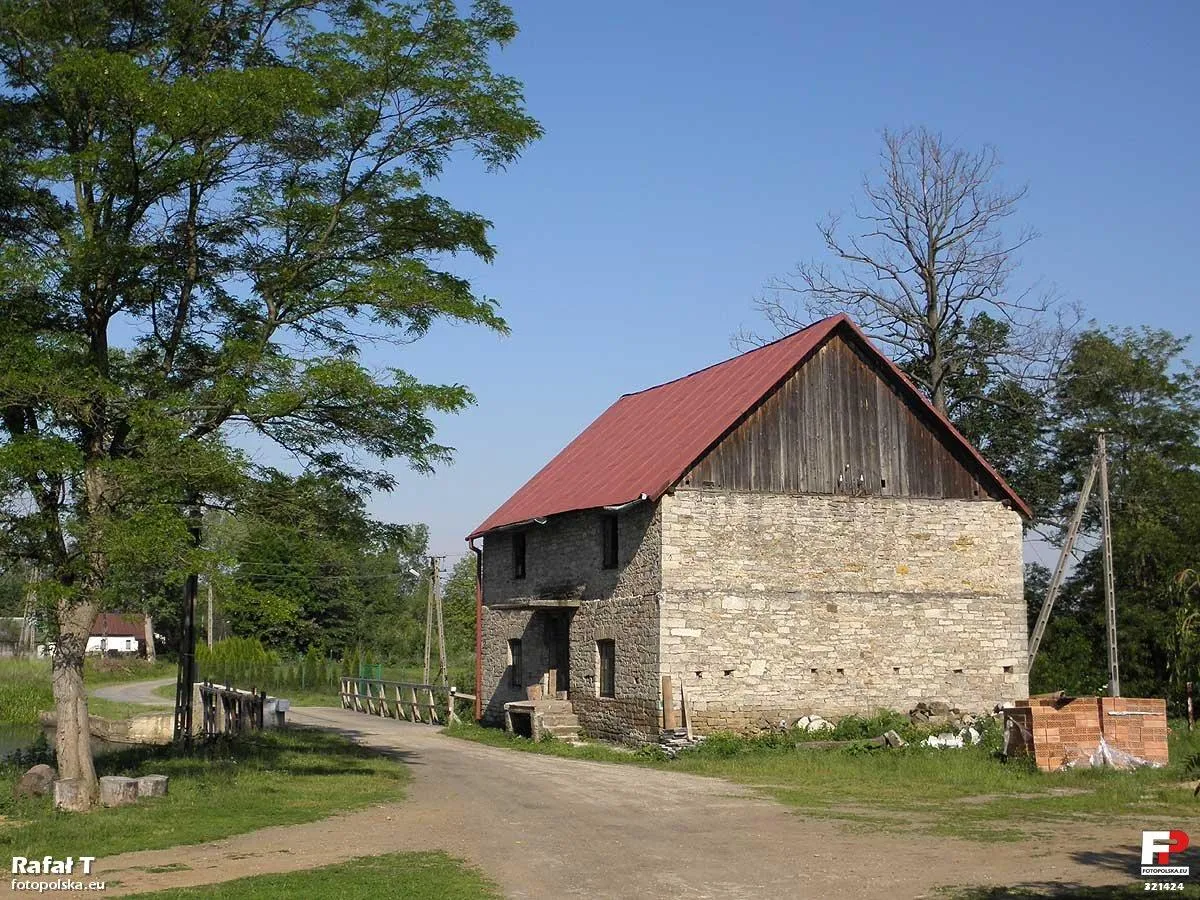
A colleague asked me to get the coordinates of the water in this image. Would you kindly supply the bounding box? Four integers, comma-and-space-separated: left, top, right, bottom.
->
0, 723, 43, 760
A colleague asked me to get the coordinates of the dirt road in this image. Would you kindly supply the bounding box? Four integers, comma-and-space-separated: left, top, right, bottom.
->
90, 678, 174, 707
79, 706, 1157, 898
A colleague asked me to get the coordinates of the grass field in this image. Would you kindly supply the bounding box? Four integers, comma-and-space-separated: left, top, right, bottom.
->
947, 887, 1200, 899
123, 852, 501, 899
0, 728, 408, 858
0, 658, 170, 725
445, 718, 1200, 842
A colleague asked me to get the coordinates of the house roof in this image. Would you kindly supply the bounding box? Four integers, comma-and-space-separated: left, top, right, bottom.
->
468, 314, 1030, 539
91, 613, 144, 638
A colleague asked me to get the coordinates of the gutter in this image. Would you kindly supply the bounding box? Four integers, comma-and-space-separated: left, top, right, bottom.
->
469, 537, 483, 721
603, 493, 649, 513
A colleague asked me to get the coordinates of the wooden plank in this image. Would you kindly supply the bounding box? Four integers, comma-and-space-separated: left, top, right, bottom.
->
662, 675, 676, 730
680, 677, 693, 741
427, 687, 440, 725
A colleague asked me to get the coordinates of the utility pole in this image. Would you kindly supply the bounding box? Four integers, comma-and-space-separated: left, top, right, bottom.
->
421, 556, 449, 690
1098, 431, 1120, 697
1028, 452, 1100, 664
1027, 431, 1121, 696
173, 508, 201, 745
19, 567, 39, 657
422, 560, 434, 685
433, 558, 448, 691
206, 578, 214, 650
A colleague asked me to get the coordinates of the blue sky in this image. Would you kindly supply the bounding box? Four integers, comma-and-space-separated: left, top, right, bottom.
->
366, 1, 1200, 559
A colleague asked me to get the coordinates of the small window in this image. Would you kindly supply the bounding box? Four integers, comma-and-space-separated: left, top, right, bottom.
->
125, 639, 133, 650
597, 639, 615, 698
601, 515, 618, 569
508, 639, 522, 688
512, 532, 526, 580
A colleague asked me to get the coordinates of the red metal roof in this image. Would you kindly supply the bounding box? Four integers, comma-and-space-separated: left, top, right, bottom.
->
468, 314, 1030, 539
91, 613, 144, 638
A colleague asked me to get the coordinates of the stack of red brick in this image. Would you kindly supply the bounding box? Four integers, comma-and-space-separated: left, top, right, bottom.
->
1002, 696, 1168, 772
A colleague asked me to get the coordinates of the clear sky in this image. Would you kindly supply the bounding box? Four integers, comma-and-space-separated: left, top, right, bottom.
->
364, 0, 1200, 560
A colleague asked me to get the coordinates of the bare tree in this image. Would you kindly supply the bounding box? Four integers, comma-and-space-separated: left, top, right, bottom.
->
745, 127, 1073, 416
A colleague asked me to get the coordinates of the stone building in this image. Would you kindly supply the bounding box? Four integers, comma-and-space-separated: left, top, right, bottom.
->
467, 314, 1030, 742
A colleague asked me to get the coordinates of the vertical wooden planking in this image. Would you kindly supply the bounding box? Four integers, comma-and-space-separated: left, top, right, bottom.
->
676, 332, 1011, 504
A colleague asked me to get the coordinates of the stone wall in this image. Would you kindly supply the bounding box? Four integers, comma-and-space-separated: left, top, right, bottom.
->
479, 503, 662, 740
659, 490, 1027, 731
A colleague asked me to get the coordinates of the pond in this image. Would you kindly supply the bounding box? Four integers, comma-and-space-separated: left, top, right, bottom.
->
1, 722, 131, 763
0, 722, 44, 760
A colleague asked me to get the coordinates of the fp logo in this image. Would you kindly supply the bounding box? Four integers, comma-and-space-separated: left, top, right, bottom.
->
1142, 830, 1190, 876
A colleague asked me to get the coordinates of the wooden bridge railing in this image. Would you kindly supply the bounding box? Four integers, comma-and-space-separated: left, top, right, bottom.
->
339, 676, 476, 725
199, 681, 266, 737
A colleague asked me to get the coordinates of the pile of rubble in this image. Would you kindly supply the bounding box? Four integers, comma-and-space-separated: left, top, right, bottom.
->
908, 700, 980, 730
909, 701, 991, 750
657, 728, 706, 758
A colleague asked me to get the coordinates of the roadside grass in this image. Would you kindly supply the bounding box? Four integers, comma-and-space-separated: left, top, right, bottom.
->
0, 728, 408, 858
124, 852, 501, 899
0, 659, 157, 725
944, 887, 1200, 899
445, 718, 1200, 841
85, 657, 177, 686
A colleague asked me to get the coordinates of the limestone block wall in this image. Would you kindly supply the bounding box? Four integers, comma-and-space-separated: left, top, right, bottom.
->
659, 490, 1027, 731
479, 503, 662, 739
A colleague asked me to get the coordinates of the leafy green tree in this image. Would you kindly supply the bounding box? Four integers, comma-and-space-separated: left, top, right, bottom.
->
442, 554, 477, 662
1034, 328, 1200, 704
219, 472, 428, 657
0, 0, 538, 809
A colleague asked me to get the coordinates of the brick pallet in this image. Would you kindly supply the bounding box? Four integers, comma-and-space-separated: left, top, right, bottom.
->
1002, 696, 1168, 772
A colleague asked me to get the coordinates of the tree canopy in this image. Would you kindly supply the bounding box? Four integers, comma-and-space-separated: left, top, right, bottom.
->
0, 0, 539, 809
1029, 327, 1200, 704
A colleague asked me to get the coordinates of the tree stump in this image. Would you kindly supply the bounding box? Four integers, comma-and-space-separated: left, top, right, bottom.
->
53, 778, 88, 812
99, 775, 139, 807
137, 775, 169, 798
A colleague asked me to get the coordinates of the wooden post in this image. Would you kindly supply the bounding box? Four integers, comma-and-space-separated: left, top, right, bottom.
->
680, 677, 693, 741
662, 675, 676, 730
427, 687, 439, 724
410, 685, 421, 723
547, 668, 557, 697
1189, 681, 1194, 733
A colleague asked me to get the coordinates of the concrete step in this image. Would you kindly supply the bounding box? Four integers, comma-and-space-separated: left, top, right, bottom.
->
536, 699, 574, 712
544, 724, 581, 739
539, 713, 579, 728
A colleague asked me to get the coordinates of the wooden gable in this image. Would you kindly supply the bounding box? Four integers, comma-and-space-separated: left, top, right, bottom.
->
680, 331, 1001, 501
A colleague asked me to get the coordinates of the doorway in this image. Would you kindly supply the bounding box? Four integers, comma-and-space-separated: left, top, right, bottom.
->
542, 611, 571, 693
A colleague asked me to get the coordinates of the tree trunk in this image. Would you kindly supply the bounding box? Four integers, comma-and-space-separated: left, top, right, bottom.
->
51, 597, 99, 811
144, 614, 156, 663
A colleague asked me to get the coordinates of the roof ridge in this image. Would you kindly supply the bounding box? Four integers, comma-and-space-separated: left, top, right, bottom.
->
619, 313, 846, 398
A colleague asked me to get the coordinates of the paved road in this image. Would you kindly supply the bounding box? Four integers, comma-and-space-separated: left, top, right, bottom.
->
84, 706, 1149, 899
90, 677, 175, 706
